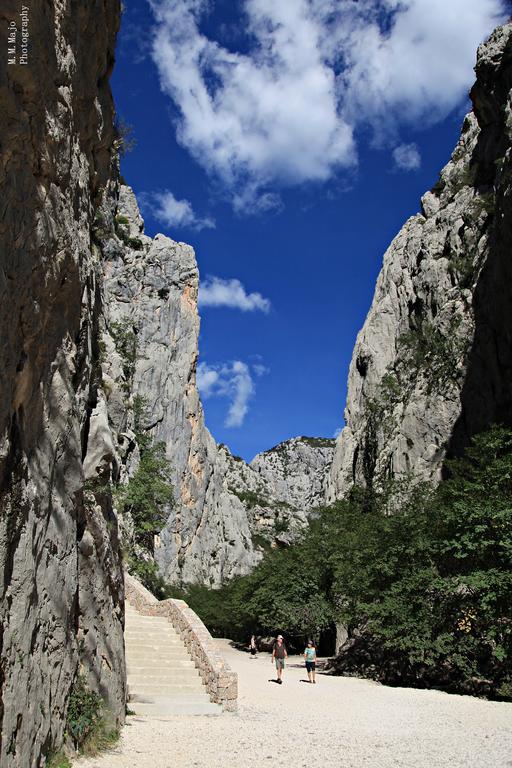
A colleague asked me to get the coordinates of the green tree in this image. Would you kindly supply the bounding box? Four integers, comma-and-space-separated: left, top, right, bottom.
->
357, 426, 512, 695
116, 441, 173, 550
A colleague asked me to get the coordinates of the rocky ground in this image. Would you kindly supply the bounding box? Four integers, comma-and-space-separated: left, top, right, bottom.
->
78, 642, 512, 768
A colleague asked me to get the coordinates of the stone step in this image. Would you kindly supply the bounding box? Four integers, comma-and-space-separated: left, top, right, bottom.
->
128, 667, 201, 685
124, 634, 184, 648
126, 621, 179, 631
127, 646, 195, 666
126, 648, 191, 657
126, 648, 186, 657
125, 613, 174, 621
128, 695, 221, 717
127, 659, 195, 669
130, 683, 205, 694
128, 674, 203, 693
124, 629, 183, 645
125, 622, 181, 640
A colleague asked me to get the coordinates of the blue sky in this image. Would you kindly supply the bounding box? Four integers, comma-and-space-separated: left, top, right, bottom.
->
112, 0, 509, 461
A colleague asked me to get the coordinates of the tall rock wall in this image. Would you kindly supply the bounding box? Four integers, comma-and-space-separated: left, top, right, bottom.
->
102, 186, 258, 587
0, 2, 125, 765
327, 23, 512, 501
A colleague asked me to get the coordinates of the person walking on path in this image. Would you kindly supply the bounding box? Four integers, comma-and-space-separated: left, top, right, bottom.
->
304, 640, 317, 684
272, 634, 288, 684
249, 634, 258, 658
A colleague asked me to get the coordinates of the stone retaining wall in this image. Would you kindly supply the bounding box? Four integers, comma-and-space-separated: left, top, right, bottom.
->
125, 572, 237, 711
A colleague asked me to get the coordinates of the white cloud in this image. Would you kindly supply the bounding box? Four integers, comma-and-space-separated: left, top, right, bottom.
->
333, 427, 342, 439
392, 143, 421, 172
197, 360, 267, 427
148, 0, 356, 208
142, 189, 215, 231
199, 276, 270, 313
195, 365, 220, 399
253, 363, 270, 377
148, 0, 506, 210
340, 0, 506, 140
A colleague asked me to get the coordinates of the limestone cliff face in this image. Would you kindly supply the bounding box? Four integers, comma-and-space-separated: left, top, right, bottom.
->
250, 437, 335, 509
327, 23, 512, 501
103, 189, 336, 584
0, 2, 125, 766
102, 187, 258, 587
225, 437, 335, 547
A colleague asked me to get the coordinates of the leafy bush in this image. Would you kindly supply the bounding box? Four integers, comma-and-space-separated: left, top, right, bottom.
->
231, 489, 270, 508
299, 436, 336, 448
125, 235, 144, 251
251, 533, 272, 552
126, 554, 170, 599
113, 118, 136, 156
274, 517, 290, 534
46, 752, 71, 768
64, 673, 118, 756
110, 319, 137, 383
397, 318, 467, 396
120, 393, 174, 589
116, 441, 173, 549
332, 426, 512, 697
66, 673, 103, 749
360, 316, 470, 471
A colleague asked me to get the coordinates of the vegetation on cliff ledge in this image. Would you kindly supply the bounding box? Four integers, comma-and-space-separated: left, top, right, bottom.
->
118, 395, 174, 596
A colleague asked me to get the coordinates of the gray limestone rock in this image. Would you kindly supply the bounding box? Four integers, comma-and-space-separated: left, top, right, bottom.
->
0, 1, 125, 765
250, 436, 335, 509
102, 187, 258, 587
326, 22, 512, 502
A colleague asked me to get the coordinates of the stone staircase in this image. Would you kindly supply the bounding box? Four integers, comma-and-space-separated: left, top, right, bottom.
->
125, 602, 222, 716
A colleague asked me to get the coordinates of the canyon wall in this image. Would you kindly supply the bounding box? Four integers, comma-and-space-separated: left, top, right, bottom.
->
326, 22, 512, 501
0, 2, 125, 765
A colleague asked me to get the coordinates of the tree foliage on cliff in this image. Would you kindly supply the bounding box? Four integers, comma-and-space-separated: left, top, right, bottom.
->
177, 426, 512, 699
116, 440, 173, 549
117, 395, 174, 594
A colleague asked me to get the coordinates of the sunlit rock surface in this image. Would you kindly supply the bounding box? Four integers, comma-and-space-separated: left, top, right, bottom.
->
327, 23, 512, 501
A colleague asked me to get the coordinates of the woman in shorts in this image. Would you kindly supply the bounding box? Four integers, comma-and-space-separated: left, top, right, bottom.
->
304, 640, 317, 683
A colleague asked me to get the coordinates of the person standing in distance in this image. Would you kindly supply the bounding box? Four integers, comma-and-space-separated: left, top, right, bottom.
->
304, 640, 317, 683
272, 634, 288, 684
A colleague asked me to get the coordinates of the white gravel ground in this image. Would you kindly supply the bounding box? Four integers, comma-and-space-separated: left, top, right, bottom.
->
78, 640, 512, 768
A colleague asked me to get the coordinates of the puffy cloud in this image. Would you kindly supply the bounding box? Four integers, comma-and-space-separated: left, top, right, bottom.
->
148, 0, 356, 208
142, 189, 215, 231
148, 0, 506, 209
199, 276, 270, 313
392, 143, 421, 172
340, 0, 506, 139
197, 360, 267, 427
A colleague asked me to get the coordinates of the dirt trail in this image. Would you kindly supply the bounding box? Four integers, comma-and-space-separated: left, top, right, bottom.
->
78, 640, 512, 768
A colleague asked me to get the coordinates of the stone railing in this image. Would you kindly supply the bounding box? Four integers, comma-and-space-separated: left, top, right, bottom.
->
125, 572, 237, 711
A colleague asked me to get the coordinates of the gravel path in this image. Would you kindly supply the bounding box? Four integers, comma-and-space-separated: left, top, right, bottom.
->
78, 640, 512, 768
